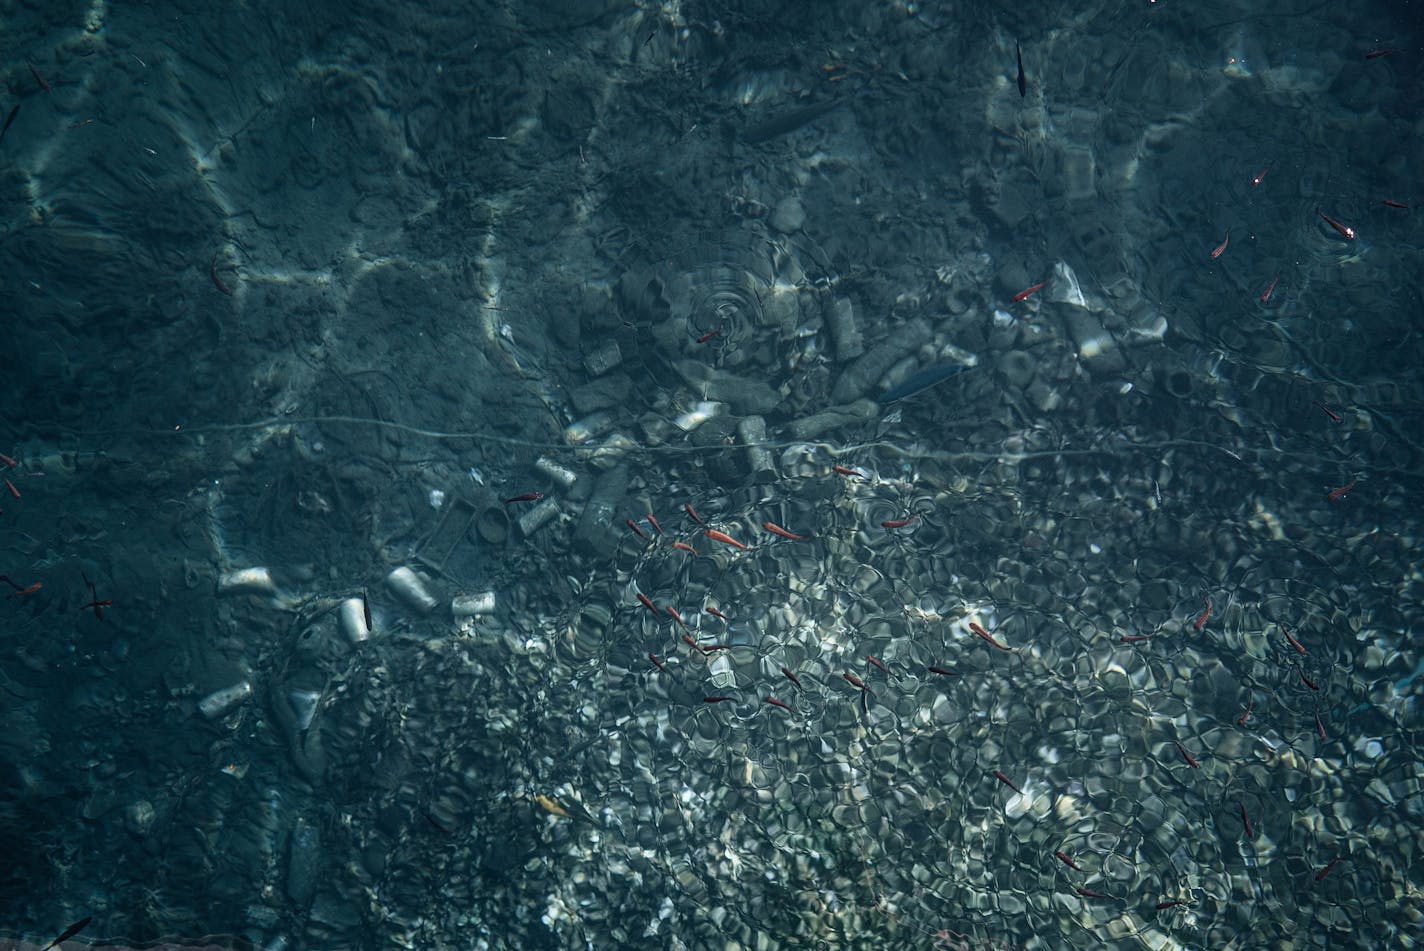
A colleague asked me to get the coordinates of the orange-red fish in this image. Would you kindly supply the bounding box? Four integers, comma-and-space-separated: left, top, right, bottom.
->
1237, 697, 1252, 727
1210, 230, 1230, 259
705, 528, 747, 550
1010, 279, 1046, 303
1316, 208, 1355, 239
1193, 597, 1210, 631
1326, 479, 1357, 502
992, 769, 1022, 793
762, 520, 807, 541
969, 621, 1011, 651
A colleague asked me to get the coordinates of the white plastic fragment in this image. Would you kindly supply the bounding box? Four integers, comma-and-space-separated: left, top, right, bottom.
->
338, 597, 371, 644
452, 592, 497, 617
199, 680, 253, 718
386, 566, 438, 614
218, 567, 276, 595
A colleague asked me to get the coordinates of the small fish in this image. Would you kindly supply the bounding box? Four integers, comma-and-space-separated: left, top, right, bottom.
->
765, 696, 793, 712
0, 104, 20, 147
1283, 624, 1307, 655
1016, 43, 1026, 97
742, 96, 846, 145
670, 540, 699, 557
4, 477, 20, 499
210, 253, 234, 296
534, 794, 573, 819
1312, 401, 1343, 423
645, 513, 664, 536
28, 62, 51, 92
1237, 697, 1253, 727
1259, 275, 1279, 303
926, 666, 956, 676
842, 671, 866, 690
1010, 279, 1047, 303
1380, 198, 1412, 209
648, 652, 670, 673
681, 634, 701, 651
424, 810, 456, 835
781, 666, 804, 690
695, 329, 722, 344
504, 492, 544, 504
635, 593, 660, 616
702, 643, 733, 652
992, 769, 1022, 794
625, 518, 647, 538
1193, 597, 1211, 631
1077, 887, 1110, 899
1120, 635, 1151, 643
1239, 800, 1254, 838
1210, 230, 1230, 259
1298, 667, 1319, 691
1315, 708, 1326, 740
1316, 208, 1355, 239
1364, 48, 1400, 59
702, 696, 734, 704
41, 916, 91, 951
705, 606, 728, 621
762, 520, 807, 541
683, 503, 705, 525
79, 596, 113, 619
665, 605, 687, 629
1155, 900, 1187, 910
876, 362, 968, 404
969, 621, 1012, 651
1054, 850, 1084, 871
1250, 162, 1274, 186
1173, 740, 1200, 769
705, 528, 748, 550
866, 655, 889, 676
0, 452, 16, 467
1314, 856, 1340, 881
880, 516, 917, 529
832, 465, 864, 478
1326, 478, 1357, 502
80, 572, 112, 620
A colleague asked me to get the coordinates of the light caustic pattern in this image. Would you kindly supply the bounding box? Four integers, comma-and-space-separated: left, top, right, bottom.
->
518, 398, 1416, 950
